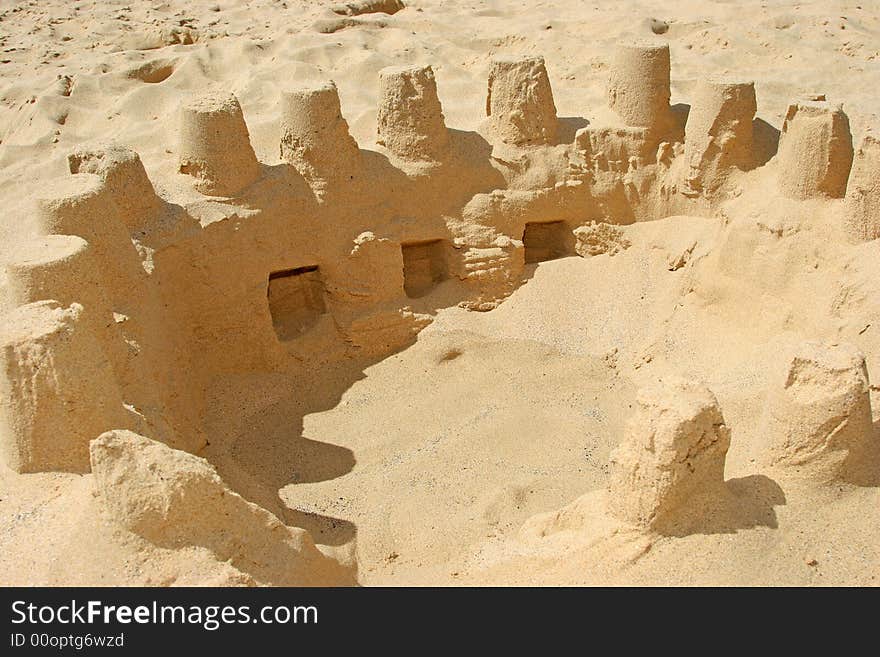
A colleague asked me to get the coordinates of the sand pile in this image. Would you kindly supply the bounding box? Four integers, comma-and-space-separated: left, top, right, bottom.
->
0, 0, 879, 586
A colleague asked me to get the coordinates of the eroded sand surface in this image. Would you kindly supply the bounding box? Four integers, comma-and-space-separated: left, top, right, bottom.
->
1, 1, 879, 586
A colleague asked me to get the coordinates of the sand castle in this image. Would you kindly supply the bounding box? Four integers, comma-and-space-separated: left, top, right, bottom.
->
1, 29, 879, 585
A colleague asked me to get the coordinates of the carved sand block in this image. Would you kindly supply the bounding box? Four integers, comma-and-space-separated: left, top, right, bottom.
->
5, 235, 98, 308
67, 142, 162, 230
764, 341, 876, 484
682, 78, 757, 194
607, 42, 673, 139
90, 430, 356, 586
33, 174, 143, 295
843, 135, 880, 242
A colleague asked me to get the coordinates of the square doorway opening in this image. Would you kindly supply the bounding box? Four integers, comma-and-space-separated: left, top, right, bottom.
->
402, 240, 448, 298
522, 221, 571, 263
267, 265, 326, 341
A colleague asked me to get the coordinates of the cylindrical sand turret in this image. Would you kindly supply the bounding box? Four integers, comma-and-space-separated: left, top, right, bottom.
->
35, 174, 118, 240
280, 80, 361, 181
178, 92, 261, 196
486, 56, 557, 146
4, 235, 103, 309
67, 143, 162, 230
607, 42, 673, 138
776, 101, 853, 199
34, 174, 143, 297
682, 78, 757, 194
763, 341, 874, 484
608, 377, 730, 529
843, 135, 880, 242
377, 65, 449, 161
0, 301, 126, 473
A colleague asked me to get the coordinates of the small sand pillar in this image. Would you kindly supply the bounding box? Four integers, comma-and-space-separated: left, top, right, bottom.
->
776, 101, 853, 199
280, 80, 361, 181
763, 341, 875, 483
67, 143, 162, 230
682, 78, 757, 194
377, 65, 449, 161
843, 135, 880, 242
178, 92, 261, 196
608, 377, 730, 529
0, 301, 126, 473
607, 42, 673, 138
486, 56, 557, 146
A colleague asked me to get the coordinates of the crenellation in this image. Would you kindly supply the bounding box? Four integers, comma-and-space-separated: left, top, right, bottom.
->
177, 91, 261, 197
280, 80, 361, 183
377, 65, 450, 162
485, 56, 558, 146
606, 42, 674, 140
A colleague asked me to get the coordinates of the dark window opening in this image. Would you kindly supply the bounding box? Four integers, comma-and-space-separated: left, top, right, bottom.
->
522, 221, 571, 263
267, 265, 326, 340
402, 240, 448, 298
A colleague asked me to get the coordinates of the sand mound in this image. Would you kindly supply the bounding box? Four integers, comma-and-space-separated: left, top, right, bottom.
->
763, 341, 878, 484
608, 377, 730, 530
90, 430, 355, 586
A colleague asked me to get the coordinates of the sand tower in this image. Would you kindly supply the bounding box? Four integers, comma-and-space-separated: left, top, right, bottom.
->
377, 65, 450, 162
763, 341, 875, 484
608, 377, 731, 529
33, 174, 144, 296
776, 101, 853, 199
67, 143, 162, 230
607, 42, 674, 140
485, 56, 557, 146
0, 302, 126, 473
178, 92, 261, 196
682, 78, 757, 194
4, 235, 104, 311
280, 80, 361, 182
843, 135, 880, 242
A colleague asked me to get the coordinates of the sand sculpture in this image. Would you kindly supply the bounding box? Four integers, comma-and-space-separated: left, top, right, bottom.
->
90, 430, 355, 586
681, 79, 757, 195
763, 341, 876, 484
378, 64, 450, 162
606, 42, 674, 141
776, 100, 853, 200
486, 56, 557, 146
608, 377, 731, 529
843, 136, 880, 242
0, 29, 877, 585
